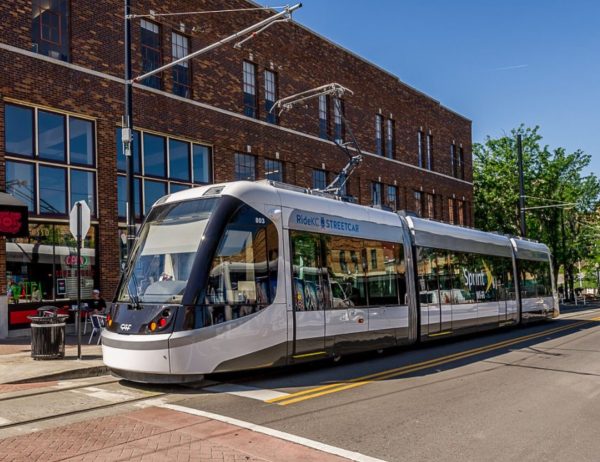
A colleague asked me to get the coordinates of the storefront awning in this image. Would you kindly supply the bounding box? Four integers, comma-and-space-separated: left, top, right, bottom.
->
0, 192, 29, 237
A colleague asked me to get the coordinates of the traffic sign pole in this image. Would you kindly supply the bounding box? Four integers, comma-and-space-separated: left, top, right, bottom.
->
76, 202, 82, 360
70, 200, 90, 360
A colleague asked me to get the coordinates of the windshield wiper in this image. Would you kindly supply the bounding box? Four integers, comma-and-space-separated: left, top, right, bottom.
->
127, 272, 142, 310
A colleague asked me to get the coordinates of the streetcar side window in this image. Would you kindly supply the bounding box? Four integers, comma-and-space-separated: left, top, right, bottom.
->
418, 247, 515, 304
203, 205, 278, 324
518, 258, 552, 298
325, 235, 368, 308
291, 232, 329, 311
292, 231, 406, 309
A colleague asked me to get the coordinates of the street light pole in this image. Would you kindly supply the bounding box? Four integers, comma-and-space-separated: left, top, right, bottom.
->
123, 0, 135, 259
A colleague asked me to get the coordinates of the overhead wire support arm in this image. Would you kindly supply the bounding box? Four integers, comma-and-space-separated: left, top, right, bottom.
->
269, 83, 353, 116
132, 3, 302, 84
270, 83, 363, 197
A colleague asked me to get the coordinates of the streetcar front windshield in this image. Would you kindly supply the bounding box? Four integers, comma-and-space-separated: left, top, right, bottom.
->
118, 197, 218, 304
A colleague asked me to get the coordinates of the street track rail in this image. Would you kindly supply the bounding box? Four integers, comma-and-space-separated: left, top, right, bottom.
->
0, 377, 120, 403
0, 389, 168, 430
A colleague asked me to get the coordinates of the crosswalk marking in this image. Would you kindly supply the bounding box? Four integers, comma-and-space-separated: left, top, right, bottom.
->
204, 383, 289, 402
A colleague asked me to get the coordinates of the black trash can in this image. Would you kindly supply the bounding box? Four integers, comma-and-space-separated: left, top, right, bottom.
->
28, 314, 69, 360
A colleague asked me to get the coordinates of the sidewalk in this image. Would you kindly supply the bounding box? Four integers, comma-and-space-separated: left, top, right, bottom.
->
0, 406, 351, 462
0, 333, 106, 387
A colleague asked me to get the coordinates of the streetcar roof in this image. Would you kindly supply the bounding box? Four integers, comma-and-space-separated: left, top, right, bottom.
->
406, 216, 514, 257
510, 238, 551, 261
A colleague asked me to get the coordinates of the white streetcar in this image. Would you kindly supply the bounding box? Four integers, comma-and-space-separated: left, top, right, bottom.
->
102, 181, 558, 383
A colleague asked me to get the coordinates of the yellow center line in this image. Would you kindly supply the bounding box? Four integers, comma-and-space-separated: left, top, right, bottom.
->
270, 317, 599, 406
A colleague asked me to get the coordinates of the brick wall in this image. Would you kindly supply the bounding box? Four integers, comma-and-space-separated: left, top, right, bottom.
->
0, 0, 473, 298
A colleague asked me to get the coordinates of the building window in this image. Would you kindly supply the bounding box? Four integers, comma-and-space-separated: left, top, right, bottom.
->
172, 32, 191, 98
5, 105, 34, 157
371, 182, 382, 206
451, 143, 457, 177
235, 153, 256, 181
448, 197, 456, 224
143, 133, 166, 177
426, 133, 433, 170
144, 179, 167, 215
70, 169, 96, 216
386, 185, 397, 211
424, 192, 435, 219
333, 97, 344, 143
140, 20, 162, 89
318, 94, 329, 139
39, 165, 67, 215
414, 191, 422, 216
386, 119, 395, 159
116, 129, 212, 219
69, 117, 94, 166
457, 200, 465, 225
264, 158, 283, 182
459, 146, 465, 180
193, 144, 211, 184
169, 139, 190, 182
417, 130, 424, 168
6, 161, 35, 212
38, 110, 66, 162
32, 0, 70, 61
5, 104, 97, 217
264, 70, 277, 124
243, 61, 258, 118
375, 115, 383, 155
312, 169, 327, 190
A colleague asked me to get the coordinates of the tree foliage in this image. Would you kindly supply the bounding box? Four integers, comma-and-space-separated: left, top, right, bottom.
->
473, 126, 600, 297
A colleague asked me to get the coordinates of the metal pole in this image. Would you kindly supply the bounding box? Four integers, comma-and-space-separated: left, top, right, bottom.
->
124, 0, 135, 259
561, 207, 568, 300
76, 202, 82, 360
132, 3, 302, 83
517, 134, 526, 238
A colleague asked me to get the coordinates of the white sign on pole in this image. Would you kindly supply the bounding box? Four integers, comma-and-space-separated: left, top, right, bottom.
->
69, 201, 91, 239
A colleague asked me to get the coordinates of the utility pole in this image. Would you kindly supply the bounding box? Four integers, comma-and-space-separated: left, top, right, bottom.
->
561, 207, 569, 300
123, 0, 135, 259
517, 134, 526, 238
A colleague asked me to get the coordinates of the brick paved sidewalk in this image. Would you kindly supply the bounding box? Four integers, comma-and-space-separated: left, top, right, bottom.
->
0, 406, 348, 462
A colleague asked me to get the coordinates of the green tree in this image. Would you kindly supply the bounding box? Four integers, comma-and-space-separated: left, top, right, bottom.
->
473, 126, 600, 298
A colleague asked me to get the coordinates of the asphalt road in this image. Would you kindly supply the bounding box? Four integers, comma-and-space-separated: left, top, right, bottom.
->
173, 306, 600, 461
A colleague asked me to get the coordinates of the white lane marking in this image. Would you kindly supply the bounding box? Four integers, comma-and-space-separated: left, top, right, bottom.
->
204, 383, 289, 402
159, 403, 386, 462
0, 417, 12, 425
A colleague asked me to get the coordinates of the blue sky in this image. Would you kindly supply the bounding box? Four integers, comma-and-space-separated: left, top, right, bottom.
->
257, 0, 599, 176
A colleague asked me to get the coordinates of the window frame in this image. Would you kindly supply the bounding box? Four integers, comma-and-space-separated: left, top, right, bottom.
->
375, 114, 383, 155
234, 152, 256, 181
243, 61, 258, 118
318, 94, 329, 139
264, 69, 278, 124
264, 158, 283, 182
171, 31, 192, 98
140, 19, 163, 89
385, 118, 395, 159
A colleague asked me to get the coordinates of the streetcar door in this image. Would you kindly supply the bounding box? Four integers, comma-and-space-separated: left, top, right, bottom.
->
417, 248, 442, 335
290, 232, 327, 357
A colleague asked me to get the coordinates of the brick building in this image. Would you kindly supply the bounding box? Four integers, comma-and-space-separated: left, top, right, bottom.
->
0, 0, 472, 336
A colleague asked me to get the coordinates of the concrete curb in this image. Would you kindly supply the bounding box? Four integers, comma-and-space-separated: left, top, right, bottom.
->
5, 365, 110, 385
